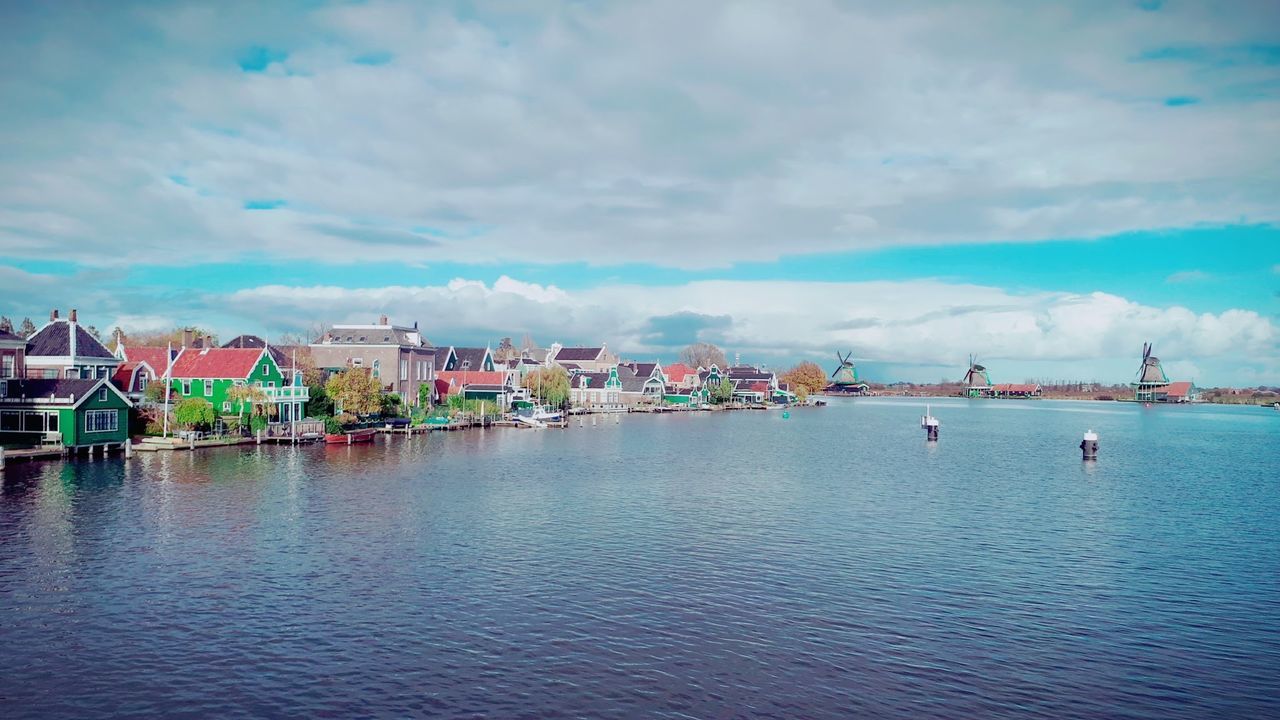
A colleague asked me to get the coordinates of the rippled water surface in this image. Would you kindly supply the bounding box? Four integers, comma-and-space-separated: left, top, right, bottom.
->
2, 399, 1278, 718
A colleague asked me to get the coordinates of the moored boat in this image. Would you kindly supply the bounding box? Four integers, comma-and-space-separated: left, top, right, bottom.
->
324, 427, 377, 444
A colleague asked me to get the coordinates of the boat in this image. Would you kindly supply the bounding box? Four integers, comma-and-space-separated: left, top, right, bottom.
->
324, 427, 377, 445
518, 405, 563, 422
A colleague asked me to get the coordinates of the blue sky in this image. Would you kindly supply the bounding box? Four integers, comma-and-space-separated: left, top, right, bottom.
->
1, 1, 1278, 385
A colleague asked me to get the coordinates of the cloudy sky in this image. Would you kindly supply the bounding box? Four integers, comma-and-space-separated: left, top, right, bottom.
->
1, 0, 1277, 385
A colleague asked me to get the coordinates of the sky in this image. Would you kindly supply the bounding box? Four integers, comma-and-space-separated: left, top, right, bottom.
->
1, 0, 1278, 386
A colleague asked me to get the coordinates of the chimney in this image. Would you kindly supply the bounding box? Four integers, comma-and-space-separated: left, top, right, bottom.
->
69, 309, 78, 323
51, 309, 59, 321
379, 314, 389, 326
182, 328, 194, 348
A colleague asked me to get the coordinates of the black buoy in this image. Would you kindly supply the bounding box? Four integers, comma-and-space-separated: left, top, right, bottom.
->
921, 404, 939, 442
1080, 429, 1098, 461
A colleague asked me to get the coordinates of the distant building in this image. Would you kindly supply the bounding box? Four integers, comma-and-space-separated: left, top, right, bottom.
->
23, 309, 119, 380
990, 383, 1042, 398
0, 328, 25, 379
962, 355, 992, 398
311, 316, 436, 406
551, 344, 618, 372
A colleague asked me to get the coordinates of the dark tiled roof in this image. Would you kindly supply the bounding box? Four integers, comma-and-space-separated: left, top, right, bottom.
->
25, 322, 68, 356
0, 329, 24, 344
453, 347, 490, 370
556, 347, 603, 362
617, 367, 650, 393
626, 362, 658, 379
574, 372, 611, 388
2, 378, 103, 403
25, 321, 115, 359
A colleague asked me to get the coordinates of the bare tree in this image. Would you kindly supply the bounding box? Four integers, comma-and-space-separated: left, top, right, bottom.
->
18, 317, 36, 338
680, 342, 727, 370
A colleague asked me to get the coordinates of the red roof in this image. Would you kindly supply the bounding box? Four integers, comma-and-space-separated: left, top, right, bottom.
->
169, 348, 266, 379
436, 370, 506, 389
663, 363, 697, 382
126, 346, 175, 376
993, 383, 1040, 393
749, 381, 770, 393
111, 361, 151, 393
1164, 381, 1193, 397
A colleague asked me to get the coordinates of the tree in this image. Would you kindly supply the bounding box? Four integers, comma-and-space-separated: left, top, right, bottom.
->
522, 366, 570, 407
0, 316, 11, 333
494, 336, 519, 363
307, 385, 334, 418
174, 398, 215, 430
380, 393, 404, 417
127, 326, 219, 347
107, 326, 125, 353
681, 342, 727, 370
417, 382, 434, 409
782, 361, 828, 396
710, 377, 735, 404
325, 368, 383, 416
224, 383, 269, 420
18, 317, 36, 338
85, 325, 102, 341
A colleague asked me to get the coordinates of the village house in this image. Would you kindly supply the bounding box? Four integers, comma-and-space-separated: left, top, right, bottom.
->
168, 347, 308, 423
434, 346, 496, 373
0, 377, 132, 451
616, 365, 666, 407
569, 367, 623, 410
311, 316, 436, 406
434, 369, 515, 409
0, 328, 25, 379
113, 336, 180, 402
23, 309, 119, 380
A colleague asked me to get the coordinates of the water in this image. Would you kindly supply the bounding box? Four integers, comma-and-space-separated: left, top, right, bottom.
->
1, 399, 1277, 719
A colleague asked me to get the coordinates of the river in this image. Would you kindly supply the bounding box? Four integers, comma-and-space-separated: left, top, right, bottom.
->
2, 398, 1277, 718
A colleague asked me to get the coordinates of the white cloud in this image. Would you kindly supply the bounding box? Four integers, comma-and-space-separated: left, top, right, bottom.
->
0, 1, 1277, 267
215, 276, 1277, 385
1165, 270, 1211, 283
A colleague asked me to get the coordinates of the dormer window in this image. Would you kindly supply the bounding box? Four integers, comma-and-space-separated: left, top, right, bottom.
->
262, 364, 269, 376
358, 336, 367, 343
345, 336, 353, 342
461, 360, 471, 370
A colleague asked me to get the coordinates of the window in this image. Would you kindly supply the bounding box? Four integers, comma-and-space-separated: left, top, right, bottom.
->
262, 364, 269, 376
223, 402, 231, 412
0, 380, 5, 397
47, 413, 57, 432
358, 336, 367, 343
23, 411, 45, 432
67, 368, 79, 378
345, 336, 353, 342
84, 409, 118, 433
372, 359, 381, 378
461, 360, 471, 370
352, 358, 363, 368
383, 335, 390, 342
1, 355, 13, 378
97, 366, 108, 379
44, 369, 58, 379
182, 380, 192, 395
266, 381, 275, 388
98, 388, 108, 402
204, 380, 213, 396
0, 411, 19, 431
400, 360, 408, 381
139, 375, 148, 391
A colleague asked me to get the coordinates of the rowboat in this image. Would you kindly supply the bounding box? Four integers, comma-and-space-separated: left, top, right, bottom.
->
324, 428, 377, 445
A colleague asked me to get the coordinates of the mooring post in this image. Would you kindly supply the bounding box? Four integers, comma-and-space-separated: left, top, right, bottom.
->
125, 439, 133, 458
921, 404, 939, 441
1081, 430, 1099, 461
256, 429, 262, 445
189, 435, 195, 451
0, 446, 6, 471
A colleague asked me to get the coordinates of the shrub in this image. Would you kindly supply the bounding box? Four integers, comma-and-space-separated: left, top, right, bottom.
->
174, 398, 215, 430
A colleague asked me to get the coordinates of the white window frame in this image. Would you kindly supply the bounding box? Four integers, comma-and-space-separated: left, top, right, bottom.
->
400, 360, 408, 381
1, 355, 13, 378
204, 379, 213, 396
182, 380, 192, 395
262, 364, 269, 376
84, 409, 118, 434
352, 358, 363, 368
98, 387, 108, 402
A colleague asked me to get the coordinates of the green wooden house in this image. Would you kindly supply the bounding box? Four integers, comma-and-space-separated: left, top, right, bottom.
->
0, 377, 132, 450
168, 347, 309, 422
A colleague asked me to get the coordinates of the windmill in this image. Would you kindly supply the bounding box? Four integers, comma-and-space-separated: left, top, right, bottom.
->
962, 354, 992, 398
827, 351, 869, 394
1131, 342, 1169, 401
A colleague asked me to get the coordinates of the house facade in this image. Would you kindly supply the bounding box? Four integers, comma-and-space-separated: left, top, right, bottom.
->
570, 367, 623, 410
23, 309, 120, 380
0, 329, 24, 379
168, 347, 309, 422
311, 316, 436, 406
0, 377, 131, 449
